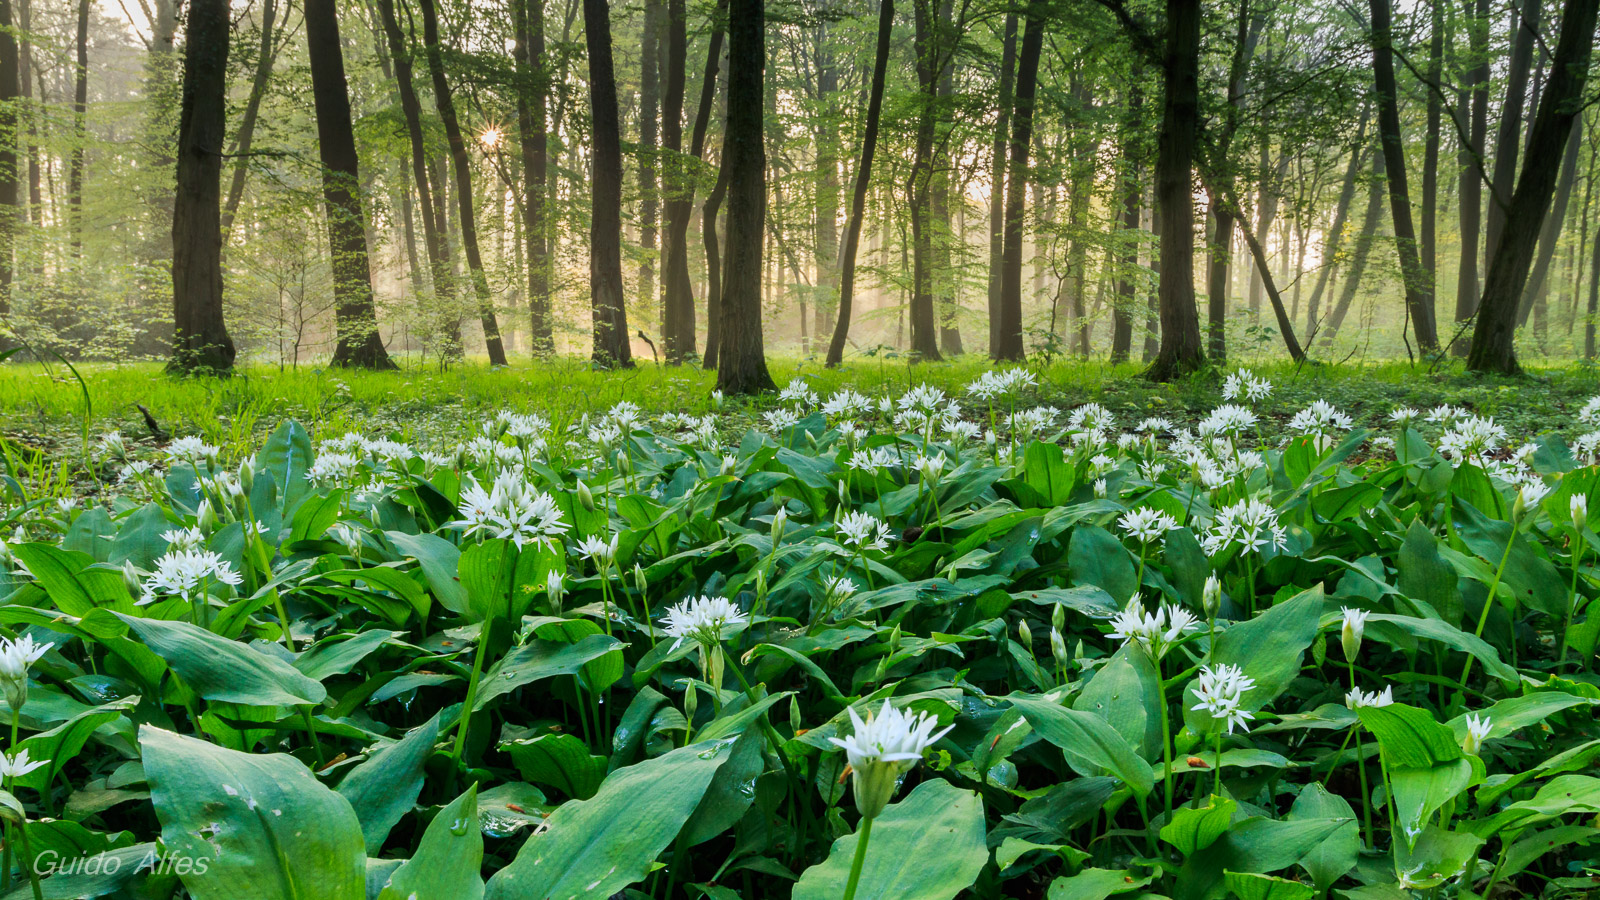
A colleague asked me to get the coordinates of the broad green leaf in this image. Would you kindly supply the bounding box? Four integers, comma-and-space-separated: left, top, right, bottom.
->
11, 544, 133, 615
1069, 525, 1137, 602
460, 538, 518, 622
13, 699, 135, 792
1045, 868, 1153, 900
338, 714, 440, 855
293, 629, 401, 682
115, 614, 327, 707
484, 738, 735, 900
1397, 520, 1461, 625
1222, 872, 1313, 900
1356, 703, 1461, 768
5, 843, 159, 900
375, 786, 484, 900
474, 634, 625, 710
502, 733, 607, 800
1367, 613, 1517, 683
256, 421, 315, 513
1185, 587, 1322, 735
1075, 645, 1161, 760
681, 727, 765, 847
141, 726, 365, 900
1161, 796, 1237, 855
1174, 817, 1352, 900
1011, 694, 1155, 797
289, 489, 344, 545
1287, 783, 1358, 893
386, 532, 469, 614
1445, 691, 1594, 742
1023, 441, 1074, 505
1390, 759, 1475, 846
792, 780, 987, 900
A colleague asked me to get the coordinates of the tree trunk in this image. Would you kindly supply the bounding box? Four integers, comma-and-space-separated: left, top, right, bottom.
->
935, 5, 962, 357
1589, 188, 1600, 358
814, 18, 839, 348
825, 0, 892, 367
702, 166, 729, 369
1420, 0, 1444, 322
715, 0, 774, 393
1219, 184, 1305, 360
306, 0, 393, 369
1368, 0, 1439, 353
418, 0, 508, 366
1324, 149, 1387, 344
1203, 0, 1263, 362
640, 0, 662, 333
1518, 115, 1583, 323
168, 0, 235, 374
1111, 81, 1142, 363
986, 10, 1019, 356
663, 0, 724, 364
1466, 0, 1598, 373
905, 0, 943, 361
1453, 0, 1490, 352
1303, 113, 1370, 336
584, 0, 634, 367
66, 0, 88, 256
221, 0, 278, 236
18, 0, 37, 233
0, 0, 17, 320
994, 3, 1045, 361
1146, 0, 1206, 379
513, 0, 553, 353
1484, 0, 1539, 265
374, 0, 459, 359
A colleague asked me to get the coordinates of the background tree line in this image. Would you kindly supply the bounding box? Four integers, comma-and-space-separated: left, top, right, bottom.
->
0, 0, 1595, 390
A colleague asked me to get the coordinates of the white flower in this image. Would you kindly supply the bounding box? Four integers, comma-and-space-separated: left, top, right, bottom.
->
1572, 493, 1589, 530
1201, 497, 1287, 556
1118, 507, 1178, 543
1389, 407, 1420, 426
1137, 417, 1174, 434
778, 381, 818, 408
165, 436, 219, 465
1462, 713, 1493, 755
1345, 685, 1393, 709
1197, 404, 1258, 437
0, 749, 47, 780
307, 452, 360, 486
1094, 478, 1108, 499
577, 533, 620, 569
1222, 370, 1273, 403
1437, 416, 1506, 468
823, 575, 857, 603
0, 635, 48, 684
1287, 400, 1353, 449
828, 700, 955, 819
1068, 403, 1116, 434
1580, 397, 1600, 427
1427, 404, 1469, 424
139, 549, 242, 603
1516, 479, 1551, 513
822, 389, 873, 418
660, 595, 749, 648
763, 408, 801, 431
452, 472, 569, 550
836, 511, 892, 554
847, 447, 900, 472
162, 527, 205, 551
914, 452, 947, 483
1108, 596, 1197, 659
1202, 574, 1222, 616
1340, 607, 1369, 660
1191, 663, 1257, 734
96, 431, 127, 459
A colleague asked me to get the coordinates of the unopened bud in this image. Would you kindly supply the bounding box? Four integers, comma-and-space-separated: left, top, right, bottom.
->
1018, 619, 1033, 651
1573, 494, 1589, 531
1050, 628, 1068, 668
632, 563, 648, 596
576, 480, 595, 512
1051, 603, 1065, 632
1203, 574, 1222, 618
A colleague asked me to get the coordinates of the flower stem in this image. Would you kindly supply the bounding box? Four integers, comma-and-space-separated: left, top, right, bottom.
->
1561, 535, 1583, 669
451, 619, 494, 765
841, 815, 874, 900
1460, 530, 1517, 688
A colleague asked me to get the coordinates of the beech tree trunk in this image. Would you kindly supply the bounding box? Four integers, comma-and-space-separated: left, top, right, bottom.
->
661, 0, 717, 362
813, 18, 839, 348
1368, 0, 1439, 353
986, 11, 1019, 357
418, 0, 508, 365
168, 0, 235, 374
1484, 0, 1539, 265
715, 0, 774, 393
1466, 0, 1598, 373
306, 0, 393, 369
66, 0, 87, 256
1420, 0, 1443, 315
0, 0, 17, 320
995, 3, 1045, 361
513, 0, 553, 353
221, 0, 278, 236
1518, 116, 1583, 325
640, 0, 662, 329
826, 0, 893, 367
905, 0, 943, 361
1111, 81, 1142, 363
1453, 0, 1490, 352
1146, 0, 1206, 379
1325, 149, 1387, 343
584, 0, 634, 367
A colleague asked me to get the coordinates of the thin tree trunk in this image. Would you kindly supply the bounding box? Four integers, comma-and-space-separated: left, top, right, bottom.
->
306, 0, 393, 369
814, 17, 839, 346
1467, 0, 1598, 373
168, 0, 235, 373
1325, 149, 1387, 343
994, 2, 1045, 361
66, 0, 88, 256
374, 0, 459, 358
1203, 0, 1262, 361
221, 0, 279, 235
1216, 183, 1305, 360
665, 0, 725, 363
825, 0, 892, 367
640, 0, 662, 333
584, 0, 634, 367
935, 7, 962, 357
715, 0, 774, 393
1111, 80, 1142, 363
1303, 113, 1370, 336
418, 0, 508, 365
513, 0, 552, 354
1369, 0, 1439, 353
1484, 0, 1539, 265
1420, 0, 1444, 322
1146, 0, 1206, 378
0, 0, 18, 319
905, 0, 943, 361
1453, 0, 1490, 352
1518, 115, 1583, 323
18, 0, 36, 233
986, 10, 1018, 356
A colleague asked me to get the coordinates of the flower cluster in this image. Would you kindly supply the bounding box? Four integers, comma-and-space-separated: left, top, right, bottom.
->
1191, 663, 1257, 734
453, 471, 569, 550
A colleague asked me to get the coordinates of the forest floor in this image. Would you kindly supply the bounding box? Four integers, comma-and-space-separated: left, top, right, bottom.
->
1, 356, 1596, 493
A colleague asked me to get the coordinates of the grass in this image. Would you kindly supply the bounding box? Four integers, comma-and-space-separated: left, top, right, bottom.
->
3, 354, 1598, 487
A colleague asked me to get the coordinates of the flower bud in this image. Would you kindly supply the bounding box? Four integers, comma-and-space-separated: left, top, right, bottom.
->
632, 563, 648, 596
1203, 574, 1222, 618
1018, 619, 1033, 651
197, 499, 218, 534
545, 571, 565, 614
683, 682, 699, 724
1050, 628, 1068, 668
1573, 494, 1589, 531
237, 459, 254, 496
771, 506, 789, 543
1340, 607, 1368, 661
1094, 478, 1107, 499
1051, 603, 1065, 632
576, 480, 595, 512
711, 389, 725, 409
720, 455, 737, 476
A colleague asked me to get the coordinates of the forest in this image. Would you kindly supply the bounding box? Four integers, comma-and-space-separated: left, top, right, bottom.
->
0, 0, 1595, 391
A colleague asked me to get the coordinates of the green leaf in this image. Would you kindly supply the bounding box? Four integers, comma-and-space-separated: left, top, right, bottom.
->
337, 714, 440, 855
11, 544, 132, 615
484, 738, 735, 900
460, 538, 518, 623
257, 421, 315, 513
681, 727, 766, 847
386, 532, 469, 614
1023, 441, 1074, 505
474, 635, 625, 711
141, 726, 366, 900
289, 489, 345, 545
320, 567, 431, 622
792, 780, 987, 900
13, 699, 135, 792
1356, 703, 1462, 768
375, 785, 484, 900
1068, 525, 1136, 602
502, 733, 608, 800
1174, 817, 1353, 900
1397, 520, 1461, 625
1287, 783, 1358, 893
1161, 796, 1238, 855
1074, 645, 1161, 761
1010, 694, 1155, 797
5, 843, 159, 900
1045, 868, 1153, 900
1222, 872, 1314, 900
1367, 613, 1517, 684
1185, 587, 1322, 735
115, 614, 327, 707
1390, 759, 1475, 845
293, 629, 401, 682
1453, 500, 1567, 618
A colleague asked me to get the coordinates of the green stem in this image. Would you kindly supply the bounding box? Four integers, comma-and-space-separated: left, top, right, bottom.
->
1355, 730, 1374, 850
1561, 535, 1583, 669
451, 619, 495, 764
1461, 530, 1517, 687
1157, 659, 1173, 818
14, 818, 39, 900
299, 706, 326, 769
841, 815, 875, 900
1212, 728, 1223, 797
273, 590, 295, 652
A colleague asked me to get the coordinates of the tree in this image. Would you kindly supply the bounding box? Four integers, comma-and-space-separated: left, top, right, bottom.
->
905, 0, 947, 361
584, 0, 633, 367
221, 0, 280, 235
513, 0, 552, 354
305, 0, 394, 369
986, 11, 1018, 357
995, 1, 1046, 362
640, 0, 663, 332
1483, 0, 1539, 265
1145, 0, 1206, 379
418, 0, 508, 366
661, 0, 717, 363
1466, 0, 1599, 373
0, 0, 17, 324
1452, 0, 1490, 352
1368, 0, 1439, 354
168, 0, 235, 374
1110, 79, 1143, 364
715, 0, 774, 394
825, 0, 893, 367
67, 0, 89, 256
